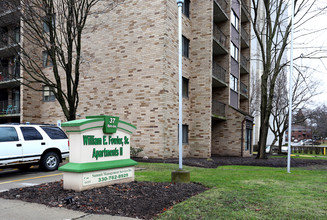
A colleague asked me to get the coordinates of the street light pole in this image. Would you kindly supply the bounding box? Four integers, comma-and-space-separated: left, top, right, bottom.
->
287, 0, 295, 173
177, 0, 184, 170
171, 0, 190, 183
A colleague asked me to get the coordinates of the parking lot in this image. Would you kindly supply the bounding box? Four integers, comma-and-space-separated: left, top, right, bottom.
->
0, 166, 63, 192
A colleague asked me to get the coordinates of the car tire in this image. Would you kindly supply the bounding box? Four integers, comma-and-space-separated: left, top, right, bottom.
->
41, 152, 59, 171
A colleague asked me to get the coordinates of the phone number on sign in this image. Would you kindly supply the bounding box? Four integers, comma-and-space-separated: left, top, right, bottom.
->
98, 173, 129, 183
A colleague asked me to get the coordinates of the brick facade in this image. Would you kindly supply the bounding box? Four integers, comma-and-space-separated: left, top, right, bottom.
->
2, 0, 253, 158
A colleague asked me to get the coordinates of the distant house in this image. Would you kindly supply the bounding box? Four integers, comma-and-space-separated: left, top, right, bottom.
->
285, 125, 312, 142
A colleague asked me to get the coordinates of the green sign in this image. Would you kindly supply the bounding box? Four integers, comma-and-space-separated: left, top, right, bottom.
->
86, 115, 119, 133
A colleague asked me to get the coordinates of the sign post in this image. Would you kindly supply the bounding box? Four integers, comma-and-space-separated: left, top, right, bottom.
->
59, 115, 137, 191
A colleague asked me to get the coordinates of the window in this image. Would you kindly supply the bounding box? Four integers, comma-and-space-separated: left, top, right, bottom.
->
182, 36, 190, 58
182, 77, 189, 98
245, 128, 251, 151
20, 127, 43, 141
43, 86, 55, 102
42, 51, 53, 67
230, 43, 239, 61
182, 124, 188, 144
14, 27, 20, 43
43, 14, 56, 33
182, 0, 190, 18
41, 126, 68, 139
0, 127, 18, 142
13, 56, 20, 78
231, 10, 239, 30
230, 74, 238, 92
178, 124, 189, 144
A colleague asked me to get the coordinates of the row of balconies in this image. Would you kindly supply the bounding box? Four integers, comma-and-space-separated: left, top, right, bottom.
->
211, 85, 248, 119
212, 0, 250, 119
212, 64, 248, 92
213, 24, 249, 52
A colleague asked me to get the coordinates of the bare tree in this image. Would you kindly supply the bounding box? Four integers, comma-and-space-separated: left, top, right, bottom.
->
249, 65, 261, 117
308, 105, 327, 139
269, 65, 320, 153
1, 0, 122, 121
250, 0, 327, 159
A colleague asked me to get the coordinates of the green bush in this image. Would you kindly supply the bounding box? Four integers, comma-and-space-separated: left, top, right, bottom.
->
130, 147, 143, 158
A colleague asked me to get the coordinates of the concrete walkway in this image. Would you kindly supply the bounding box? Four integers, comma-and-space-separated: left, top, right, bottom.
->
0, 198, 136, 220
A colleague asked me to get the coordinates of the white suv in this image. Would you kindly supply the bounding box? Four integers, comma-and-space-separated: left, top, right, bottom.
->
0, 124, 69, 171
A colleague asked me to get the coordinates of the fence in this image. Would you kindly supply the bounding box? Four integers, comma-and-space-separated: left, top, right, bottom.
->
291, 146, 326, 155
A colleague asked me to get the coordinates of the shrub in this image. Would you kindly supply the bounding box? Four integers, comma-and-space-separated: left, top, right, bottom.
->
130, 147, 143, 158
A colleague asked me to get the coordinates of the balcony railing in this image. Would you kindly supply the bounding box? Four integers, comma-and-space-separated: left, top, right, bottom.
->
0, 0, 20, 15
213, 24, 227, 49
240, 53, 249, 73
212, 100, 226, 118
0, 100, 20, 115
240, 82, 248, 98
0, 30, 20, 49
214, 0, 228, 11
241, 0, 250, 22
241, 26, 250, 47
212, 62, 226, 83
0, 66, 20, 82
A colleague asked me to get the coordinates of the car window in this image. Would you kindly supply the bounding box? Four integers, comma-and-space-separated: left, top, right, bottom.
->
20, 127, 43, 141
0, 127, 19, 142
40, 126, 67, 139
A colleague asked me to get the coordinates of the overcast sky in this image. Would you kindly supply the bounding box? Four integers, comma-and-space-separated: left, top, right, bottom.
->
292, 0, 327, 108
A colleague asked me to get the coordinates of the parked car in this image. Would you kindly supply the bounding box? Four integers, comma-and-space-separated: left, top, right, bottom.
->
0, 124, 69, 171
304, 139, 313, 145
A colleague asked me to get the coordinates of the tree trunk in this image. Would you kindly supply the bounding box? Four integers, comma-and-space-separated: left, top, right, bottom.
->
278, 135, 284, 154
257, 124, 268, 159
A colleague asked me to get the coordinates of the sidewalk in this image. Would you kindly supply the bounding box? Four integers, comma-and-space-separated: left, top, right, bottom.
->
0, 198, 136, 220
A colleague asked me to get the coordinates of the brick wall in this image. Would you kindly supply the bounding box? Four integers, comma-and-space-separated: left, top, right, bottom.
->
20, 0, 252, 159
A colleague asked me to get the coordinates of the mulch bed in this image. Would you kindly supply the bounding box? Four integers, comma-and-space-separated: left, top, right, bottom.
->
134, 155, 327, 169
0, 156, 326, 219
0, 181, 207, 219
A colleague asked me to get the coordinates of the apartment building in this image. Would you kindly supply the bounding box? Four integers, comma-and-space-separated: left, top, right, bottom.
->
0, 0, 20, 124
0, 0, 253, 158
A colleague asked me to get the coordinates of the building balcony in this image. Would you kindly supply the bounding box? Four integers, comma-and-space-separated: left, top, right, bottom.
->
213, 24, 228, 56
212, 61, 227, 88
0, 66, 20, 89
240, 53, 249, 74
241, 0, 250, 22
0, 100, 20, 116
241, 26, 250, 48
0, 1, 20, 27
0, 28, 20, 57
240, 82, 248, 99
0, 42, 19, 57
212, 100, 226, 120
214, 0, 228, 23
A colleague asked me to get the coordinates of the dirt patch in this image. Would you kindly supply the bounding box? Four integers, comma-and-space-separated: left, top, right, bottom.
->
134, 155, 327, 169
0, 181, 207, 220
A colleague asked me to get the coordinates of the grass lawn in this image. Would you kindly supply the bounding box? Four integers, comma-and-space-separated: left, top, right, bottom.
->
135, 163, 327, 219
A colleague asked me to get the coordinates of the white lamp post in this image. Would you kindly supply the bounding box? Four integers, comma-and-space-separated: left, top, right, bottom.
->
171, 0, 190, 183
177, 0, 184, 170
287, 0, 295, 173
